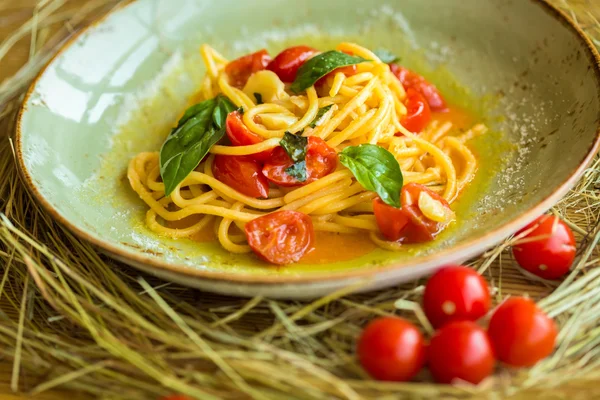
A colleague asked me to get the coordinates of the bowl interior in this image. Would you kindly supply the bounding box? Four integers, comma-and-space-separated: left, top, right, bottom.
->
18, 0, 600, 281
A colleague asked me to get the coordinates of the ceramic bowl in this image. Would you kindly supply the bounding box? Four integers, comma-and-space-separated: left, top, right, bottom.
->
16, 0, 600, 299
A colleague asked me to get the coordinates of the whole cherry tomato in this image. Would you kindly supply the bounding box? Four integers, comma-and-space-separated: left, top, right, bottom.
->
262, 137, 337, 187
212, 155, 269, 199
487, 297, 557, 367
373, 183, 453, 243
427, 321, 496, 384
225, 110, 273, 161
357, 317, 426, 382
267, 45, 318, 82
423, 266, 491, 328
225, 49, 271, 88
512, 215, 576, 280
400, 88, 431, 133
245, 210, 314, 265
390, 64, 447, 112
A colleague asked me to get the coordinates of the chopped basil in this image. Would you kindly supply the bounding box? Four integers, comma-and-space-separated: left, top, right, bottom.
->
254, 92, 263, 104
373, 48, 401, 64
290, 51, 368, 94
159, 95, 236, 195
279, 131, 308, 182
339, 144, 404, 208
285, 160, 307, 182
309, 105, 333, 128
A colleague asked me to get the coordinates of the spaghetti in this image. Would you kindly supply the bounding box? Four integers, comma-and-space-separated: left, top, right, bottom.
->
128, 42, 487, 265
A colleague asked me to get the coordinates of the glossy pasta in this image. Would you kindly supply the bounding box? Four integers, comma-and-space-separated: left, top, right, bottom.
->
127, 42, 486, 256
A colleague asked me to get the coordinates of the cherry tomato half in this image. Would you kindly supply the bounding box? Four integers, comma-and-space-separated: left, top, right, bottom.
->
225, 49, 271, 88
262, 137, 337, 187
267, 45, 318, 83
373, 183, 453, 243
225, 110, 273, 161
212, 155, 269, 199
357, 317, 426, 382
428, 321, 496, 384
245, 210, 314, 265
400, 88, 431, 133
487, 297, 557, 367
512, 215, 576, 280
423, 266, 491, 329
390, 64, 447, 112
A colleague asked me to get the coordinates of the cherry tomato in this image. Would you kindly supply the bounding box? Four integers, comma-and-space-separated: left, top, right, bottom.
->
400, 88, 431, 133
487, 297, 557, 367
428, 321, 495, 384
225, 49, 271, 88
267, 45, 318, 82
357, 317, 426, 381
262, 137, 337, 187
373, 183, 453, 243
423, 266, 491, 328
390, 64, 447, 112
212, 155, 269, 199
512, 215, 576, 280
225, 110, 273, 161
245, 210, 314, 265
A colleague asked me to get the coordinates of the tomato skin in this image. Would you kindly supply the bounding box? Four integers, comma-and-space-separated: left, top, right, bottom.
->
357, 317, 426, 382
423, 266, 491, 329
267, 45, 318, 82
487, 297, 557, 367
245, 210, 314, 265
372, 197, 410, 241
390, 64, 447, 112
400, 88, 431, 133
262, 137, 338, 187
212, 155, 269, 199
225, 111, 273, 161
225, 49, 271, 88
512, 215, 576, 280
373, 183, 452, 244
428, 321, 496, 384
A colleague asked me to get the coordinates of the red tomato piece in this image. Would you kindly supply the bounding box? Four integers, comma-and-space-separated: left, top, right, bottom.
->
372, 197, 410, 241
225, 49, 271, 88
245, 210, 314, 265
487, 297, 557, 367
512, 215, 576, 280
262, 137, 338, 187
212, 155, 269, 199
225, 110, 273, 161
357, 317, 426, 382
423, 266, 491, 328
428, 321, 496, 384
373, 183, 453, 243
267, 45, 318, 82
390, 64, 447, 112
400, 88, 431, 133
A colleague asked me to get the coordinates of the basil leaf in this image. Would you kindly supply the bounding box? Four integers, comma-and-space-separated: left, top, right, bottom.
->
160, 95, 235, 195
212, 95, 237, 129
254, 93, 263, 104
373, 48, 401, 64
290, 51, 368, 94
339, 144, 404, 208
309, 105, 333, 128
280, 131, 308, 163
285, 160, 307, 182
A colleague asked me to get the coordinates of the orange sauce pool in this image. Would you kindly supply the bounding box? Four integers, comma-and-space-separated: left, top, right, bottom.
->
167, 105, 476, 264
